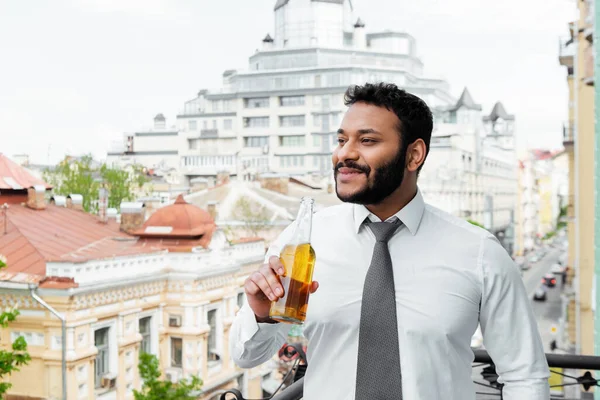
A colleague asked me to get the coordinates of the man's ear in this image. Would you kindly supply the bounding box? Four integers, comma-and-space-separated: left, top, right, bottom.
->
406, 139, 426, 172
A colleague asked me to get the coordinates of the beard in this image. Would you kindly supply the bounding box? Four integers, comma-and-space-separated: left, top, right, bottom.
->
334, 144, 407, 205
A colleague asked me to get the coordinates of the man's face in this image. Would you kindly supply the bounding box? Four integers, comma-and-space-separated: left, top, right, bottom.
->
333, 102, 407, 205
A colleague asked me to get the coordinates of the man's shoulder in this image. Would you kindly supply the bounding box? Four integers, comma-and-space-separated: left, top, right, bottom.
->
423, 203, 494, 243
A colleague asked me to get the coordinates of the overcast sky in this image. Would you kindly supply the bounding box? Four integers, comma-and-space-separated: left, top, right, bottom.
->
0, 0, 575, 165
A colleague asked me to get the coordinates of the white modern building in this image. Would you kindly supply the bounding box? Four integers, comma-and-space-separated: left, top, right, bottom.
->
105, 0, 519, 252
107, 0, 456, 182
419, 89, 518, 253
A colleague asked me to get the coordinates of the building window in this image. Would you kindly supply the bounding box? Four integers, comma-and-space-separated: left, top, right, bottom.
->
188, 139, 198, 150
223, 100, 234, 112
207, 310, 220, 366
328, 73, 341, 87
279, 95, 305, 107
139, 317, 152, 355
449, 111, 457, 124
244, 136, 269, 148
188, 120, 197, 131
312, 135, 321, 147
244, 97, 270, 108
203, 120, 208, 129
279, 115, 305, 127
279, 135, 305, 147
171, 338, 183, 368
212, 120, 217, 129
314, 74, 321, 88
94, 328, 110, 388
237, 293, 245, 309
244, 117, 270, 128
224, 119, 233, 130
279, 155, 305, 167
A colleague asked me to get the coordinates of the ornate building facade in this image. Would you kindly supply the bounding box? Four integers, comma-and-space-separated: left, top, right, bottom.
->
0, 154, 268, 400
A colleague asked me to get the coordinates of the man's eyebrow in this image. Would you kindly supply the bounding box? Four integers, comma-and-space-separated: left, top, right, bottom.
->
337, 128, 381, 135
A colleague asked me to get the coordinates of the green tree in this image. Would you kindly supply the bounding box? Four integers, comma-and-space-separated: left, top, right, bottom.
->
43, 155, 99, 212
0, 255, 31, 396
232, 196, 270, 237
44, 155, 149, 212
133, 353, 202, 400
467, 219, 485, 229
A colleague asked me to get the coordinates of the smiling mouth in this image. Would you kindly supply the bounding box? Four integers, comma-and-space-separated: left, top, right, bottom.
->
337, 167, 365, 175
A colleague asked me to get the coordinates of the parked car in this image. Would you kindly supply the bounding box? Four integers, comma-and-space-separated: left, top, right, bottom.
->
542, 273, 557, 288
529, 254, 541, 264
533, 286, 547, 301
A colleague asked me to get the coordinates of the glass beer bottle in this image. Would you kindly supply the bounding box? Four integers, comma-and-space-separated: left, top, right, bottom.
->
269, 197, 316, 324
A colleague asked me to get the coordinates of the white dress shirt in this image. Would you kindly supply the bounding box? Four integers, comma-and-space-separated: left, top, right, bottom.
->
230, 190, 550, 400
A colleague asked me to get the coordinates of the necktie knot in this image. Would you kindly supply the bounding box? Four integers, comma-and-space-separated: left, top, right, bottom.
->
368, 220, 400, 243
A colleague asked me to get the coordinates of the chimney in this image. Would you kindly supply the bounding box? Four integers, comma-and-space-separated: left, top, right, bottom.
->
207, 201, 218, 220
50, 195, 67, 207
98, 186, 108, 223
216, 171, 230, 186
27, 186, 46, 210
154, 113, 166, 130
259, 173, 289, 195
354, 18, 366, 49
66, 194, 84, 211
120, 202, 146, 232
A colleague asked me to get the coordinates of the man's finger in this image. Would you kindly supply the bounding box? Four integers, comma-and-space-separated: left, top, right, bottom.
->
309, 281, 319, 293
269, 255, 285, 275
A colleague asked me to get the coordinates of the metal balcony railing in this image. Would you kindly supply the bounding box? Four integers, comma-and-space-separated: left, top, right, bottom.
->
220, 346, 600, 400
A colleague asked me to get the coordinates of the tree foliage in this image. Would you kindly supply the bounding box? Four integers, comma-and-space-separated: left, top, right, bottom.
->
467, 219, 485, 229
43, 155, 149, 212
232, 196, 271, 237
133, 353, 202, 400
0, 255, 31, 396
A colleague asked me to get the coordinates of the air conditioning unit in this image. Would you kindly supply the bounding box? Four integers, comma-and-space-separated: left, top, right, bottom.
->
169, 315, 182, 327
101, 374, 117, 389
165, 368, 181, 383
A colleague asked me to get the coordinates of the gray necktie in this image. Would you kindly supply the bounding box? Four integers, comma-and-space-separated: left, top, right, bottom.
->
355, 220, 403, 400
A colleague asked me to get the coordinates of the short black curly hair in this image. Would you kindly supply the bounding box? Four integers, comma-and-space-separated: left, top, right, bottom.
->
344, 82, 433, 172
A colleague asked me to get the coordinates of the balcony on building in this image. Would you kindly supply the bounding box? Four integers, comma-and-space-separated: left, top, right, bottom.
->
563, 121, 574, 146
558, 36, 574, 70
200, 128, 219, 138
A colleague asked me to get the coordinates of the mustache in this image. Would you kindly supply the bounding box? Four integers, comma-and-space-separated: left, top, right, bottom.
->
334, 161, 371, 175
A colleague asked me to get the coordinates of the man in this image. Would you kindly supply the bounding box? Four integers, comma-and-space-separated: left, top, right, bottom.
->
230, 83, 549, 399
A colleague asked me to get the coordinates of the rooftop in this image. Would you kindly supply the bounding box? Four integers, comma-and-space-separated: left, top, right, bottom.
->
0, 153, 51, 191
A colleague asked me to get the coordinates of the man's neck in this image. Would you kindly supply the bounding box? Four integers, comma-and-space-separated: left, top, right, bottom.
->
365, 184, 417, 222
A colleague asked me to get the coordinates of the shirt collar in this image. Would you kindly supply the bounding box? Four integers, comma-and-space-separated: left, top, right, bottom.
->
352, 188, 426, 236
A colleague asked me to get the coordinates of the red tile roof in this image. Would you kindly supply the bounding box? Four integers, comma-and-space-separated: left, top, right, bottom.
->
0, 154, 51, 190
0, 203, 155, 277
132, 194, 215, 238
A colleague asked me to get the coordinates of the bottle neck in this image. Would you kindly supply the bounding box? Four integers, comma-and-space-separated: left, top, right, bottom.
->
294, 198, 314, 244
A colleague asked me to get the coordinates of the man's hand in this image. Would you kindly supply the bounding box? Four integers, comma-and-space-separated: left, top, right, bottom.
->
244, 255, 319, 322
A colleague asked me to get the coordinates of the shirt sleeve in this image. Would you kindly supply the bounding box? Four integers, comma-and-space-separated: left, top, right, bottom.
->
478, 235, 550, 399
229, 222, 297, 369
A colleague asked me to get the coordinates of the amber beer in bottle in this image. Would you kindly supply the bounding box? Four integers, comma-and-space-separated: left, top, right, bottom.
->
269, 197, 316, 324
